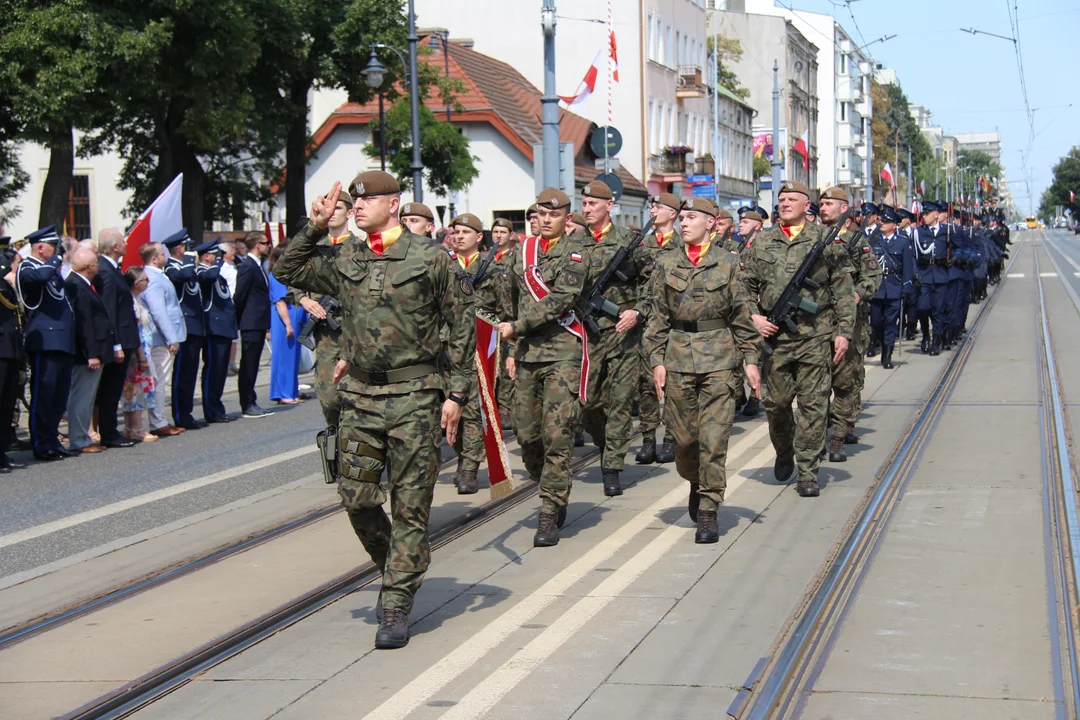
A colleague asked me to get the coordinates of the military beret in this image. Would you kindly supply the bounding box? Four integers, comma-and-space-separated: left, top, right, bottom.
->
193, 236, 223, 254
807, 203, 820, 217
452, 213, 483, 232
27, 225, 61, 245
536, 187, 571, 210
348, 170, 400, 198
582, 181, 613, 200
526, 203, 539, 217
778, 180, 810, 197
651, 193, 681, 212
860, 202, 879, 216
335, 189, 354, 208
162, 229, 190, 249
820, 186, 849, 203
879, 205, 899, 223
741, 211, 764, 223
492, 218, 514, 231
0, 236, 9, 248
400, 202, 435, 221
570, 211, 586, 227
715, 207, 733, 220
680, 197, 718, 217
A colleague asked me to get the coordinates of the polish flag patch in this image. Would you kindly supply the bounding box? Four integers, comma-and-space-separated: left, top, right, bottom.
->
863, 246, 872, 252
570, 252, 583, 262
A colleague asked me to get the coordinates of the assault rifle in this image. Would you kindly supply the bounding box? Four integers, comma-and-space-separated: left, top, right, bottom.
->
468, 244, 501, 290
298, 295, 342, 350
762, 209, 851, 356
581, 217, 654, 335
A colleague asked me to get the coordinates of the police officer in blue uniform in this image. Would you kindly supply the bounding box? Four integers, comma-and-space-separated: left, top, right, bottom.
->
912, 201, 951, 355
194, 237, 238, 424
868, 206, 915, 369
941, 205, 967, 350
897, 208, 921, 341
163, 229, 208, 430
15, 226, 76, 461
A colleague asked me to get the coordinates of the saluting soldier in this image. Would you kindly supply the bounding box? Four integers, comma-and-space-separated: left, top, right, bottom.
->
867, 206, 914, 370
744, 182, 856, 498
163, 230, 208, 430
489, 188, 591, 548
636, 193, 683, 466
579, 181, 653, 497
644, 197, 761, 543
194, 238, 238, 424
820, 187, 881, 461
274, 171, 475, 650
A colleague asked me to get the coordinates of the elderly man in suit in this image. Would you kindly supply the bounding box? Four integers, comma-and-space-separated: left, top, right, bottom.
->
93, 228, 139, 448
139, 242, 187, 437
66, 249, 121, 453
233, 232, 272, 418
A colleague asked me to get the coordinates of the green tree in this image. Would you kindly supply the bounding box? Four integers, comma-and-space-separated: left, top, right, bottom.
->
707, 35, 750, 100
1038, 147, 1080, 219
869, 80, 934, 204
365, 101, 478, 196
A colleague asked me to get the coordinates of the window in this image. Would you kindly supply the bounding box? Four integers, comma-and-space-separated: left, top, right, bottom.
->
840, 102, 847, 122
840, 53, 847, 74
666, 25, 673, 67
690, 38, 697, 69
66, 175, 91, 240
649, 99, 657, 153
657, 17, 665, 64
667, 105, 674, 145
493, 210, 526, 235
682, 35, 689, 68
676, 31, 681, 65
647, 12, 654, 61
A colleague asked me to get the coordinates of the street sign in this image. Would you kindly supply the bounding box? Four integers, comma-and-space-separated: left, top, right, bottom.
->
687, 174, 714, 185
589, 126, 623, 158
593, 172, 624, 202
692, 184, 716, 199
594, 157, 621, 170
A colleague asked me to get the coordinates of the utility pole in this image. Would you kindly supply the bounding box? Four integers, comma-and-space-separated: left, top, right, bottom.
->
407, 0, 423, 201
540, 0, 560, 189
771, 60, 781, 214
906, 146, 912, 208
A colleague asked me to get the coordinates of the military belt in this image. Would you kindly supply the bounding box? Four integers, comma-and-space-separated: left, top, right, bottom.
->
347, 361, 439, 386
672, 318, 728, 332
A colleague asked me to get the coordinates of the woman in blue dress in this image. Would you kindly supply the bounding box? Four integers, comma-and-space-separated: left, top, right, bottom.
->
268, 247, 309, 405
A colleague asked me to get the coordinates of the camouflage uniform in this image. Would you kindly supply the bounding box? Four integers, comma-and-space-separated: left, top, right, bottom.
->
636, 229, 682, 436
273, 222, 474, 614
451, 252, 489, 473
580, 224, 653, 472
830, 228, 882, 440
484, 234, 591, 514
644, 245, 761, 511
743, 222, 856, 483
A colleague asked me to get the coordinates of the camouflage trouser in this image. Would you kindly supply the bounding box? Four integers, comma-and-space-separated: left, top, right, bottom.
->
582, 348, 637, 471
452, 372, 484, 471
497, 343, 515, 431
335, 382, 442, 614
763, 338, 832, 483
829, 306, 869, 438
636, 349, 661, 434
515, 359, 581, 514
664, 369, 739, 511
313, 327, 342, 426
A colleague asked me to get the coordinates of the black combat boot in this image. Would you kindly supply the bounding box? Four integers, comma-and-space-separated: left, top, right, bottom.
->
929, 334, 941, 356
797, 479, 821, 497
635, 431, 657, 464
574, 430, 585, 447
655, 435, 675, 464
375, 588, 384, 622
844, 432, 859, 445
920, 333, 930, 354
828, 432, 847, 462
688, 482, 700, 522
741, 396, 762, 417
774, 454, 795, 483
695, 510, 719, 544
374, 608, 410, 649
457, 469, 478, 495
881, 344, 894, 369
602, 469, 623, 497
453, 456, 464, 488
904, 326, 917, 341
865, 338, 879, 358
534, 512, 560, 547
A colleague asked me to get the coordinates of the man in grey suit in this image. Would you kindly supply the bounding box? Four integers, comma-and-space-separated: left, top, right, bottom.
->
139, 242, 187, 437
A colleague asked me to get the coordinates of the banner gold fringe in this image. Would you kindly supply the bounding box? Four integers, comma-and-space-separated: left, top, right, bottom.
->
476, 314, 514, 500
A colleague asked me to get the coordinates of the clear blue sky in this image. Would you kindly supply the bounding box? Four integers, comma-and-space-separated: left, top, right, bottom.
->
774, 0, 1078, 214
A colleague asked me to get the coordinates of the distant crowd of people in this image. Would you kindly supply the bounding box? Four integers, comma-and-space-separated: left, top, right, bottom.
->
0, 226, 314, 472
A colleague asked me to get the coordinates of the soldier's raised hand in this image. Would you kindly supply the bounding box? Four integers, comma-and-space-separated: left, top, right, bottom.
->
310, 182, 342, 229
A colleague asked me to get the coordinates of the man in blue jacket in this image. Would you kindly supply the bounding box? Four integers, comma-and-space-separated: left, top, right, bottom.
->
195, 238, 238, 423
912, 202, 951, 355
164, 229, 207, 430
867, 206, 915, 369
140, 242, 187, 437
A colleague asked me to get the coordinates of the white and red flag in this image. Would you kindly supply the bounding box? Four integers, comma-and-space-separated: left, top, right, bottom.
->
792, 130, 810, 172
122, 174, 183, 271
918, 180, 926, 197
559, 50, 603, 108
263, 211, 274, 246
609, 31, 620, 83
474, 316, 514, 499
879, 162, 895, 189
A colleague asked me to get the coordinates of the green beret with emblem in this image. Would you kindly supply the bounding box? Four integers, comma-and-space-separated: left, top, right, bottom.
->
400, 202, 434, 221
536, 187, 571, 210
652, 193, 681, 212
820, 186, 848, 203
492, 218, 514, 231
778, 180, 810, 198
452, 213, 483, 232
680, 197, 719, 217
582, 181, 613, 200
348, 170, 400, 198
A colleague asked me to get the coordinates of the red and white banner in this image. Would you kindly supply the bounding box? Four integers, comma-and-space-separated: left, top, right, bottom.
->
609, 31, 620, 83
277, 220, 286, 246
879, 162, 895, 189
918, 180, 926, 197
475, 316, 514, 499
122, 174, 183, 271
559, 50, 603, 108
792, 130, 810, 172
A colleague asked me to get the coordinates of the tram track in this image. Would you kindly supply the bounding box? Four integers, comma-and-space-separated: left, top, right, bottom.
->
730, 239, 1030, 720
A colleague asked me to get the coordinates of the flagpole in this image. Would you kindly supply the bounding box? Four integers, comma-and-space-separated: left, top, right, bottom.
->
604, 0, 612, 178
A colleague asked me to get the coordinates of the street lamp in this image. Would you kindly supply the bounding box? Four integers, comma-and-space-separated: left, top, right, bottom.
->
362, 44, 411, 174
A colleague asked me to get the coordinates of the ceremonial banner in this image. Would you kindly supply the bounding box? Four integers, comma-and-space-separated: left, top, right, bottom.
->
122, 174, 183, 271
475, 315, 514, 499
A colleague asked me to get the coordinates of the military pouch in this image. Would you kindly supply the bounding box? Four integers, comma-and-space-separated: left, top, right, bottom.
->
315, 426, 338, 484
337, 435, 388, 510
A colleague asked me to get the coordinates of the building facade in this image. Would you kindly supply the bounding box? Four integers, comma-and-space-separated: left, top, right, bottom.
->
953, 132, 1003, 167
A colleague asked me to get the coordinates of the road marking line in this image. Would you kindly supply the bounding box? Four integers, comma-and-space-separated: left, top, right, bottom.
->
1040, 272, 1058, 277
0, 446, 317, 550
360, 421, 771, 720
1007, 273, 1025, 278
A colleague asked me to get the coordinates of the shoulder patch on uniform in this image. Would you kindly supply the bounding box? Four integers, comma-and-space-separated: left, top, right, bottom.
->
570, 252, 582, 262
863, 246, 871, 252
835, 236, 844, 243
447, 249, 457, 260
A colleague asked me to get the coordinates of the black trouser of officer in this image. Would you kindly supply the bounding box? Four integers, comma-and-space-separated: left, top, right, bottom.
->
29, 351, 73, 453
172, 335, 204, 426
96, 353, 132, 443
202, 335, 232, 421
870, 298, 902, 347
238, 330, 265, 411
0, 358, 21, 453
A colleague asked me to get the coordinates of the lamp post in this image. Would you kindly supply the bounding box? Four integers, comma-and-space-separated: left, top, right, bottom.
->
362, 44, 412, 175
406, 0, 424, 201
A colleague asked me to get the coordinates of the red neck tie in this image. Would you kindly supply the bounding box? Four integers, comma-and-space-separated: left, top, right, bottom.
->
593, 230, 603, 243
539, 238, 550, 254
687, 244, 704, 266
369, 232, 384, 255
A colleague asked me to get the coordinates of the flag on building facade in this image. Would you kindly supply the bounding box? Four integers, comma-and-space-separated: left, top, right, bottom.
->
122, 174, 184, 271
792, 130, 810, 172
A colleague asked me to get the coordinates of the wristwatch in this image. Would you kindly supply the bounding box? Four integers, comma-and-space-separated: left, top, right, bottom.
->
448, 393, 467, 406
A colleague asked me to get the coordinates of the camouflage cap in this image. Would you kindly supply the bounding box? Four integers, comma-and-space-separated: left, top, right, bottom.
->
582, 181, 614, 200
570, 211, 586, 226
820, 186, 849, 202
680, 197, 718, 217
778, 180, 810, 198
492, 218, 514, 231
400, 202, 434, 221
536, 187, 571, 210
452, 212, 483, 232
651, 193, 682, 212
348, 170, 400, 198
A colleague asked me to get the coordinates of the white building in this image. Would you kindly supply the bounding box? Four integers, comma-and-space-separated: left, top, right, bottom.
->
952, 132, 1003, 167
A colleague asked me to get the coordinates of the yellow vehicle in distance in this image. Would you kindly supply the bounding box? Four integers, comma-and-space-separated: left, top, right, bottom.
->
1026, 216, 1039, 230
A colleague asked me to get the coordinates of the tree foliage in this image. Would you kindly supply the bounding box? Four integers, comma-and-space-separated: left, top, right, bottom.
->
1038, 147, 1080, 219
869, 79, 934, 203
707, 35, 750, 100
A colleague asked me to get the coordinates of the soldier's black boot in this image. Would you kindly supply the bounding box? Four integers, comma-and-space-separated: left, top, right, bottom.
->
695, 510, 719, 544
774, 454, 795, 483
828, 433, 847, 463
905, 326, 917, 341
655, 435, 675, 464
797, 479, 821, 498
881, 345, 894, 369
844, 432, 859, 445
453, 457, 464, 488
457, 469, 478, 495
602, 469, 623, 497
688, 482, 700, 522
920, 333, 930, 354
574, 430, 585, 447
929, 334, 942, 356
374, 608, 409, 649
534, 512, 560, 547
741, 396, 761, 417
635, 432, 657, 464
865, 338, 879, 358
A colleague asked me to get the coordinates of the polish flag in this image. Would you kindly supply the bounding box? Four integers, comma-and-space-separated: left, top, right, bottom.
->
911, 198, 920, 215
475, 316, 513, 499
879, 162, 895, 189
277, 218, 286, 246
263, 211, 273, 245
610, 31, 620, 83
122, 174, 183, 271
559, 50, 603, 108
792, 130, 810, 172
918, 180, 926, 197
